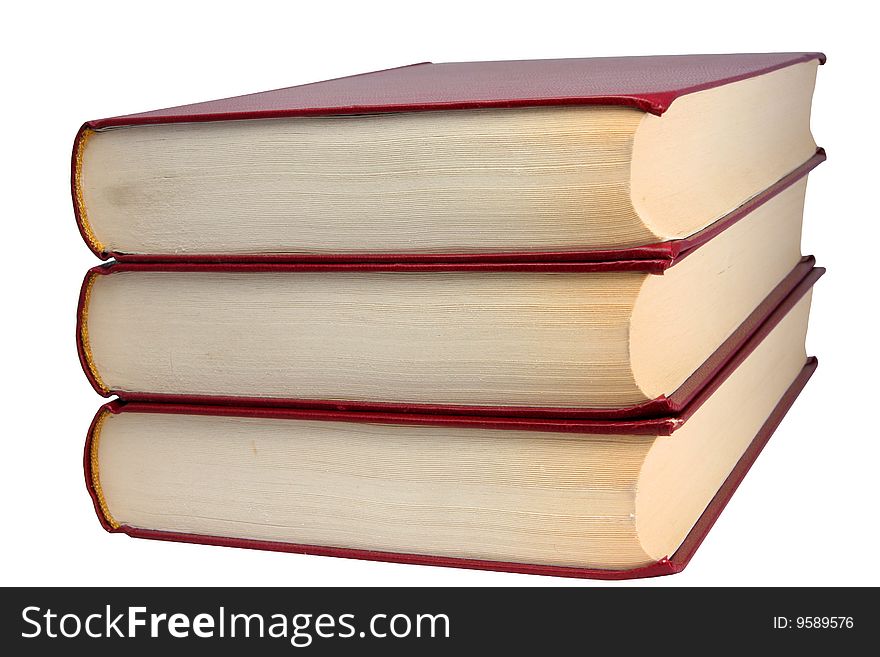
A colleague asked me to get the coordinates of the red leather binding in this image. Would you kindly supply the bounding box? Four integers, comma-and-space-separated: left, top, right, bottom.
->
83, 357, 817, 580
89, 53, 825, 126
71, 52, 826, 262
76, 258, 822, 421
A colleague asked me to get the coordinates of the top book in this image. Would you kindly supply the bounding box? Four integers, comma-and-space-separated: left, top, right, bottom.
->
72, 53, 823, 261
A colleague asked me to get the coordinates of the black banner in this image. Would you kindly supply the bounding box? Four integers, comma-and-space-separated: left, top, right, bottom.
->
1, 587, 869, 653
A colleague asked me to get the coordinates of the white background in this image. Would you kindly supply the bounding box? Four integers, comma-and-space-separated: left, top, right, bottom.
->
2, 0, 877, 587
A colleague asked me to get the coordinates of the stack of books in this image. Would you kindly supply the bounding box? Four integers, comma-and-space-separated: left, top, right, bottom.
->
74, 52, 825, 579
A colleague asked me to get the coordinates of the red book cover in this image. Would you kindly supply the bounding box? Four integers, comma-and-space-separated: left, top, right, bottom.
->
83, 53, 826, 126
77, 258, 822, 421
71, 52, 825, 262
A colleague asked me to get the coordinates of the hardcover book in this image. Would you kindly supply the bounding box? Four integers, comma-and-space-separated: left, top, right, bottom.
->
72, 53, 823, 261
85, 273, 820, 579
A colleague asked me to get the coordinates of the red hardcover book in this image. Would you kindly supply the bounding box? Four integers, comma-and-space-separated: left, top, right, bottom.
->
72, 53, 824, 262
81, 53, 827, 127
84, 271, 820, 579
77, 258, 821, 420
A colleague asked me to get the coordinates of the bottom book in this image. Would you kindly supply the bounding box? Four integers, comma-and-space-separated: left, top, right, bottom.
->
84, 271, 820, 579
